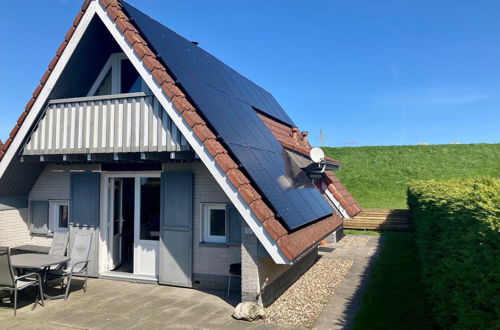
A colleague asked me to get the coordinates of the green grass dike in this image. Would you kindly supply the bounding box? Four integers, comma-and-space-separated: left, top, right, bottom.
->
323, 143, 500, 209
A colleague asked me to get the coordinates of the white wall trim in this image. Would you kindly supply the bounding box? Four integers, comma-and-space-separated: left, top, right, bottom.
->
94, 3, 290, 264
0, 1, 99, 178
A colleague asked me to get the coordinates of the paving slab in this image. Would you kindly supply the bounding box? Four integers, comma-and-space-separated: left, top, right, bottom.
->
313, 235, 383, 330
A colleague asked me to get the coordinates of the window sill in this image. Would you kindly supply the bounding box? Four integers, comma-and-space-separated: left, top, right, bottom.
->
199, 242, 240, 248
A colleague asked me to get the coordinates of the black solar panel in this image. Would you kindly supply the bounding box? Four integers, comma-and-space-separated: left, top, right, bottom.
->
121, 1, 333, 230
121, 1, 294, 126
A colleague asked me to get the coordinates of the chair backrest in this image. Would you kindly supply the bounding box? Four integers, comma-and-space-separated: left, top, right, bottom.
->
68, 232, 92, 272
49, 232, 70, 256
0, 247, 15, 288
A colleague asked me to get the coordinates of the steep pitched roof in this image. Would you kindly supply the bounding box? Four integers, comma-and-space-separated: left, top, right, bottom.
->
0, 0, 358, 262
119, 0, 334, 231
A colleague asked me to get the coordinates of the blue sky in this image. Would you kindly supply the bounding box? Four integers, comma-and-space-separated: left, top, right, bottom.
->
0, 0, 499, 147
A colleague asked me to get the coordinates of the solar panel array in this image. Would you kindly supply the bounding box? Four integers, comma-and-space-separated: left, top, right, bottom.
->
122, 1, 333, 230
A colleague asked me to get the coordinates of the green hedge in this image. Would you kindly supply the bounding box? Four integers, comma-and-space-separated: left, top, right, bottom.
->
407, 177, 500, 329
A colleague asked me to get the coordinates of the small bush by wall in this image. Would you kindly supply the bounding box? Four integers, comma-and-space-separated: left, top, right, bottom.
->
408, 177, 500, 329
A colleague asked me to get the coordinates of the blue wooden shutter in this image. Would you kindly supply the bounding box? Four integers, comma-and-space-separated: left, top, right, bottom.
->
227, 204, 242, 245
70, 172, 100, 227
159, 170, 193, 287
30, 201, 49, 235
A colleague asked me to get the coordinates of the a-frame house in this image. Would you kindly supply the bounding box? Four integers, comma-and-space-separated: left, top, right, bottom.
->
0, 0, 360, 306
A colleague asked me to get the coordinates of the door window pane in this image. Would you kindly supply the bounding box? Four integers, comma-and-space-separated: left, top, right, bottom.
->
140, 178, 160, 240
113, 180, 121, 235
209, 209, 225, 236
58, 205, 68, 228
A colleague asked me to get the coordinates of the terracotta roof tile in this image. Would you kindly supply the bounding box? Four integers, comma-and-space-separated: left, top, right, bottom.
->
32, 85, 43, 99
9, 125, 20, 139
73, 11, 84, 27
56, 41, 68, 56
214, 153, 238, 173
182, 110, 205, 128
17, 112, 28, 125
64, 26, 76, 41
172, 95, 195, 113
237, 184, 261, 205
152, 68, 171, 86
193, 124, 216, 143
25, 98, 36, 112
249, 199, 274, 222
81, 0, 91, 10
226, 168, 249, 188
2, 138, 12, 151
40, 70, 51, 86
99, 0, 113, 8
124, 30, 146, 47
107, 5, 122, 20
48, 56, 59, 71
143, 56, 163, 72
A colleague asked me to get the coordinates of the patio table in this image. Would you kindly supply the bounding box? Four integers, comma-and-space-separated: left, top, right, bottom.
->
11, 253, 70, 300
11, 244, 50, 255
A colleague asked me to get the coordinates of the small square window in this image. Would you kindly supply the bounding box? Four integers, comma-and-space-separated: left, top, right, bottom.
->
49, 200, 70, 233
201, 204, 227, 244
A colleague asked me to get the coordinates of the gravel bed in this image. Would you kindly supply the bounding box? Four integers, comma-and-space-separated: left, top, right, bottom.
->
264, 257, 353, 328
335, 235, 370, 247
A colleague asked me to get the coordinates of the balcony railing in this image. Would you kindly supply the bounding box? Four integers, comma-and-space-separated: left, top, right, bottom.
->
23, 92, 189, 156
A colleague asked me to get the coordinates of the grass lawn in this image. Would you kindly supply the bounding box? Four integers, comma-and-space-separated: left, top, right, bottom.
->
350, 231, 437, 330
323, 143, 500, 209
344, 229, 381, 236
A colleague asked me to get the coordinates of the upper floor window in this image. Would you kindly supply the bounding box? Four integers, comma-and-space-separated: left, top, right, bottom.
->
88, 53, 148, 96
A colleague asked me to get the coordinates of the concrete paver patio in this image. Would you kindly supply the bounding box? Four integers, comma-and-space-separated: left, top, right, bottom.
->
0, 235, 382, 329
0, 278, 298, 330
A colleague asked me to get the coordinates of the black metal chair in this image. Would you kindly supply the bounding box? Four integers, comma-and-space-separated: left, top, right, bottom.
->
0, 247, 44, 316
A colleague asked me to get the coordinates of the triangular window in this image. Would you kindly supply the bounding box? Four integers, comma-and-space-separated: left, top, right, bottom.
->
88, 53, 148, 96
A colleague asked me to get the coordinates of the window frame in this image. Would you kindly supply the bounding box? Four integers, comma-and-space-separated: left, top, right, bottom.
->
200, 203, 228, 244
49, 200, 70, 233
87, 53, 148, 96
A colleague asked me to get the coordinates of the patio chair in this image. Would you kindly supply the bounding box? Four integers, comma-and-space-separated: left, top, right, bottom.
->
49, 232, 92, 300
0, 247, 44, 316
49, 232, 70, 257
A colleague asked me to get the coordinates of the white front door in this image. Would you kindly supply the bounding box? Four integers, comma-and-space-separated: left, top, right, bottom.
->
133, 177, 160, 277
109, 178, 123, 270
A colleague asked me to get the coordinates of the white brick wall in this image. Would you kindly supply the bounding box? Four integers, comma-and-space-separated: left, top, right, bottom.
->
0, 208, 51, 247
241, 222, 261, 303
163, 162, 241, 276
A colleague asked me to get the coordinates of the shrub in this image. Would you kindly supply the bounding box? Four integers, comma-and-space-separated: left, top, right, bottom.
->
408, 177, 500, 329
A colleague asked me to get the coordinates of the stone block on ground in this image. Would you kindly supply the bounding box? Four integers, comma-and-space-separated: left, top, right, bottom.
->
232, 302, 265, 322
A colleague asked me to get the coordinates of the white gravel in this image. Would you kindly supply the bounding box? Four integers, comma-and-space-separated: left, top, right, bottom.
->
264, 257, 353, 328
335, 235, 370, 248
